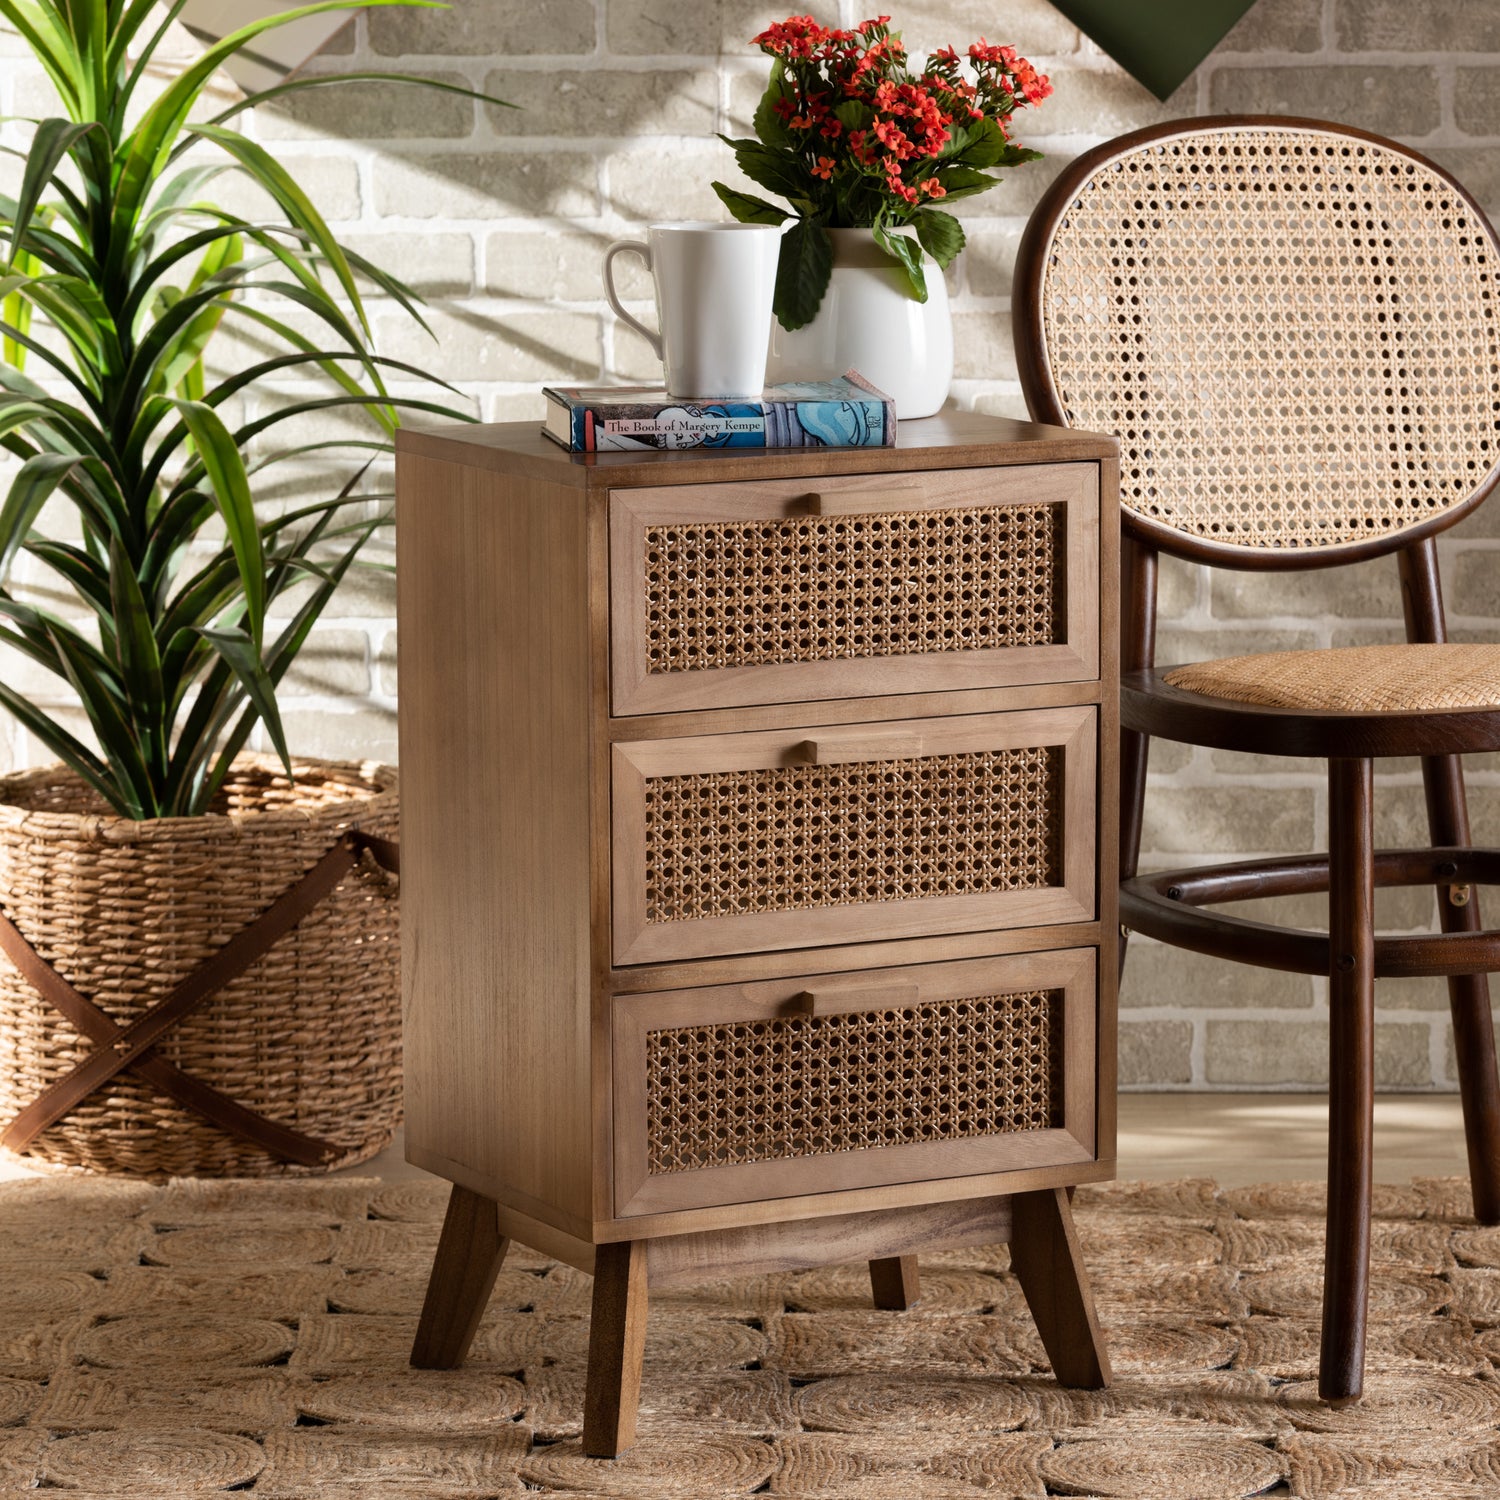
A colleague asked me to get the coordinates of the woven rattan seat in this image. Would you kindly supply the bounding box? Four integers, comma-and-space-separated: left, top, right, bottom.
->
1164, 644, 1500, 714
1015, 114, 1500, 1410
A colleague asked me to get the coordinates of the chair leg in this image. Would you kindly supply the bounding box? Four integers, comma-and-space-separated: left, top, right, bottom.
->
411, 1184, 510, 1369
583, 1240, 649, 1459
1322, 757, 1375, 1404
869, 1255, 921, 1310
1119, 726, 1150, 982
1118, 534, 1157, 983
1421, 752, 1500, 1225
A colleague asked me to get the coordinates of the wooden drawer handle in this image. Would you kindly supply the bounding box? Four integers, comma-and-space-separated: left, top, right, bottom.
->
793, 982, 921, 1017
801, 486, 925, 517
798, 732, 926, 764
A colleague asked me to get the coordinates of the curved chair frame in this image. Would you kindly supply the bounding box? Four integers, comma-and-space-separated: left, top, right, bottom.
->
1015, 115, 1500, 1404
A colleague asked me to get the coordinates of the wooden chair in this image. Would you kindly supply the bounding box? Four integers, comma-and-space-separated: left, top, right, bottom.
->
1014, 115, 1500, 1403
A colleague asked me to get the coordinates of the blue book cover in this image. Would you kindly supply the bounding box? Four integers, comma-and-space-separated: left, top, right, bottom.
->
541, 371, 895, 453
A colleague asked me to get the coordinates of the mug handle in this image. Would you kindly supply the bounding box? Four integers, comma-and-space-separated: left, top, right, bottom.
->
602, 239, 663, 359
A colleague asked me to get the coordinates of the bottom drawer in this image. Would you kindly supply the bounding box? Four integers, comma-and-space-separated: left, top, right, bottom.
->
613, 949, 1096, 1217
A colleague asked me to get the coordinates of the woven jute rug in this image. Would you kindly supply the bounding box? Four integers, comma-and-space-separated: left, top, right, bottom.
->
1, 1175, 1498, 1498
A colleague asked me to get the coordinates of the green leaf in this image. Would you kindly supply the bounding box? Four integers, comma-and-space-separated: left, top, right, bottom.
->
108, 533, 166, 776
0, 2, 81, 113
950, 116, 1010, 170
0, 672, 119, 806
24, 538, 112, 618
995, 144, 1044, 170
8, 118, 99, 260
722, 136, 813, 206
773, 219, 833, 332
0, 587, 118, 683
16, 272, 119, 376
834, 100, 872, 131
188, 122, 371, 336
0, 307, 107, 411
194, 625, 291, 780
0, 452, 77, 578
155, 232, 242, 394
169, 399, 265, 644
0, 242, 38, 369
752, 57, 795, 149
45, 621, 154, 817
112, 0, 444, 244
192, 519, 378, 813
106, 0, 179, 80
913, 209, 965, 270
872, 221, 927, 302
112, 0, 192, 122
926, 166, 1002, 204
711, 182, 790, 226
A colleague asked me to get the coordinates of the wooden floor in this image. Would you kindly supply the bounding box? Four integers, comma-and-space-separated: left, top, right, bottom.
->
343, 1092, 1472, 1191
1113, 1091, 1468, 1186
0, 1094, 1471, 1189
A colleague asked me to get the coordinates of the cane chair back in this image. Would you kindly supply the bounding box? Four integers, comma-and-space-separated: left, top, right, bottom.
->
1017, 118, 1500, 564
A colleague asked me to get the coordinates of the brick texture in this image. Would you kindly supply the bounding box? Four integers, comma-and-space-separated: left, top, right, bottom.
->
3, 3, 1500, 1089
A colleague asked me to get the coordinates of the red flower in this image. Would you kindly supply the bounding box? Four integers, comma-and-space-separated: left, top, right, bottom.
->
754, 15, 837, 59
735, 13, 1049, 228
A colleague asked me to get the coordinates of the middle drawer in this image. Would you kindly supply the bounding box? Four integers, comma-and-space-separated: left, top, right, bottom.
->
611, 707, 1096, 965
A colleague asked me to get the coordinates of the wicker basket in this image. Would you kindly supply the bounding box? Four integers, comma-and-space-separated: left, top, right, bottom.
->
0, 756, 400, 1178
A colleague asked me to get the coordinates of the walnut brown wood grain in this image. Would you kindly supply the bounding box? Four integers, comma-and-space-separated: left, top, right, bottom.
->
410, 1185, 509, 1370
608, 463, 1100, 715
610, 708, 1098, 966
869, 1255, 921, 1310
1018, 116, 1500, 1403
397, 416, 1119, 1448
582, 1239, 649, 1458
611, 950, 1097, 1218
1322, 758, 1375, 1404
1010, 1187, 1111, 1388
1400, 538, 1500, 1226
397, 451, 595, 1228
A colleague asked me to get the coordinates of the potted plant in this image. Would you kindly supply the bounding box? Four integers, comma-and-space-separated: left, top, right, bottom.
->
0, 0, 502, 1175
713, 13, 1052, 417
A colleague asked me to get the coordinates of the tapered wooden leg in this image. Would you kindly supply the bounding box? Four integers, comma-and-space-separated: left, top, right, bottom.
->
583, 1240, 649, 1459
411, 1184, 509, 1369
869, 1255, 921, 1310
1322, 757, 1375, 1404
1421, 752, 1500, 1225
1119, 535, 1157, 982
1399, 539, 1500, 1224
1009, 1187, 1111, 1388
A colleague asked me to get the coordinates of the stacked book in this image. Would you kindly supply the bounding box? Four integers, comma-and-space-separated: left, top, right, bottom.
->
542, 372, 895, 453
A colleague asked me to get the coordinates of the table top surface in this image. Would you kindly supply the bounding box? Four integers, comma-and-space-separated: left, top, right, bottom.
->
395, 408, 1119, 490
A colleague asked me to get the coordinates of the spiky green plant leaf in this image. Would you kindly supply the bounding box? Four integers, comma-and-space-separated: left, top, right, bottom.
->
0, 0, 509, 816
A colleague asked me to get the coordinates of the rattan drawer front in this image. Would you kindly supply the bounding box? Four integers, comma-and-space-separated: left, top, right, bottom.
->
609, 464, 1100, 714
613, 949, 1096, 1216
611, 707, 1096, 966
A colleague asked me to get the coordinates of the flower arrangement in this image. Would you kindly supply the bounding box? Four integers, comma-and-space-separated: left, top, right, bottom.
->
713, 14, 1052, 329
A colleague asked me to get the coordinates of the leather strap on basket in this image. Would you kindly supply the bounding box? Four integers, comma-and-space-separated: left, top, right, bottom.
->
0, 830, 399, 1165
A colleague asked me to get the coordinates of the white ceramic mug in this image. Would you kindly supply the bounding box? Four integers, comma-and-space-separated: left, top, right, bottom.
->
602, 223, 782, 399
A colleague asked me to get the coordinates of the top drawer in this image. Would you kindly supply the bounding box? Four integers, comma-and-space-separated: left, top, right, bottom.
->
609, 464, 1099, 715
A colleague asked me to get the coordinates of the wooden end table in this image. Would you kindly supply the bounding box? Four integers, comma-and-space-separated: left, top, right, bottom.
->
395, 411, 1120, 1455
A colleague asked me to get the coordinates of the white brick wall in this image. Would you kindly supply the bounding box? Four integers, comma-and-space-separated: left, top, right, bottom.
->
5, 0, 1500, 1087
